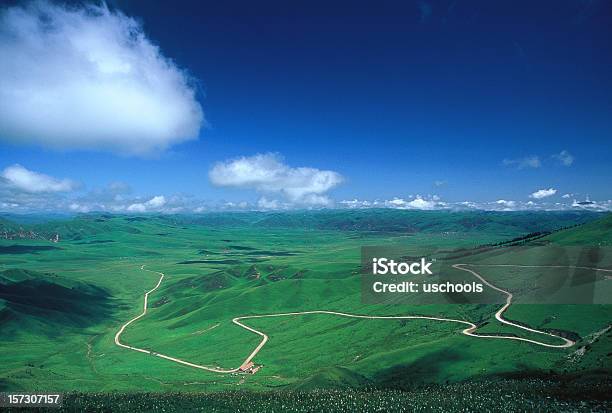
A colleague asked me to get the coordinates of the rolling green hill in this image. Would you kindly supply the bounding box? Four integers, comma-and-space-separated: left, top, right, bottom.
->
543, 213, 612, 246
0, 210, 609, 397
1, 210, 603, 241
250, 209, 601, 234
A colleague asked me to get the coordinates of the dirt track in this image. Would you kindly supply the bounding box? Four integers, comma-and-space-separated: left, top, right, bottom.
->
114, 263, 612, 373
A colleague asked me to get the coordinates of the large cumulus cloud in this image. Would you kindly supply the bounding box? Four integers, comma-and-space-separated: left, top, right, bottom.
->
0, 1, 203, 156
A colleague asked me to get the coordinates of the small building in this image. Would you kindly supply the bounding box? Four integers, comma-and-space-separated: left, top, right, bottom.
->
239, 361, 254, 372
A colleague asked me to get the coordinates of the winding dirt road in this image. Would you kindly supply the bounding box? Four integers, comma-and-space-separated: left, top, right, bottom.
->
114, 263, 611, 373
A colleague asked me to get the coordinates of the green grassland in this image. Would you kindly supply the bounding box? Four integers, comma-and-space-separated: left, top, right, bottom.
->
0, 210, 610, 400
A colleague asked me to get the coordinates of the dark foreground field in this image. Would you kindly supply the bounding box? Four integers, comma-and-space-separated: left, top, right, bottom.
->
13, 377, 611, 413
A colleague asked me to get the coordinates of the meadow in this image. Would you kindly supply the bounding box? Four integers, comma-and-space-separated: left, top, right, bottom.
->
0, 210, 610, 408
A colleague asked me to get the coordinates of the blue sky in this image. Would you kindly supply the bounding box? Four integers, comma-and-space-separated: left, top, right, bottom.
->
0, 0, 611, 212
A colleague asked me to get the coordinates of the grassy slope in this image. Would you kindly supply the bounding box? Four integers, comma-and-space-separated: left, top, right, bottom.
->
544, 212, 612, 246
0, 211, 609, 392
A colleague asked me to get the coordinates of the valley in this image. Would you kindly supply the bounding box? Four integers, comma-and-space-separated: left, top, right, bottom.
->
0, 210, 610, 397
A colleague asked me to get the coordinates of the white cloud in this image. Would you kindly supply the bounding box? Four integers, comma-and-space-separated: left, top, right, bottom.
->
333, 197, 612, 212
0, 1, 203, 156
209, 153, 343, 205
406, 196, 436, 209
224, 201, 248, 209
381, 196, 438, 210
552, 150, 574, 166
301, 194, 334, 206
1, 164, 76, 193
339, 199, 372, 208
257, 197, 282, 210
337, 196, 444, 210
126, 195, 166, 212
496, 199, 516, 208
146, 195, 166, 208
503, 156, 541, 169
530, 188, 557, 199
572, 198, 611, 211
459, 201, 478, 209
387, 198, 409, 208
69, 202, 90, 213
562, 193, 572, 199
126, 203, 146, 212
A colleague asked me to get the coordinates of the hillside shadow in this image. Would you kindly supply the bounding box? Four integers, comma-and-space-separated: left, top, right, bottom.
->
0, 276, 113, 336
373, 349, 463, 389
0, 245, 62, 254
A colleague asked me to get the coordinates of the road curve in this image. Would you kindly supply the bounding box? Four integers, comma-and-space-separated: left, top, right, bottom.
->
114, 266, 241, 373
115, 263, 594, 373
452, 264, 575, 348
